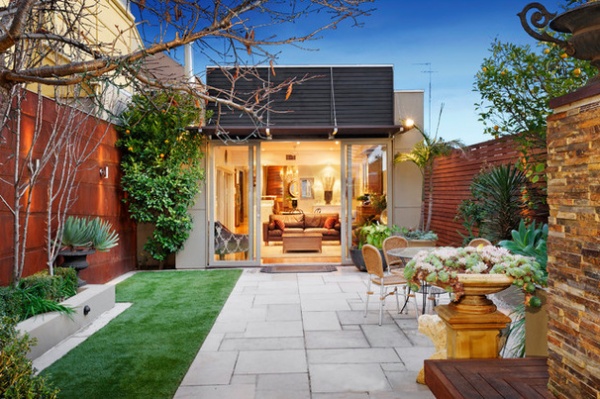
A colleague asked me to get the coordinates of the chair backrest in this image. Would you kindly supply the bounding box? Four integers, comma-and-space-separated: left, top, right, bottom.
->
467, 238, 493, 247
362, 244, 384, 278
382, 236, 408, 265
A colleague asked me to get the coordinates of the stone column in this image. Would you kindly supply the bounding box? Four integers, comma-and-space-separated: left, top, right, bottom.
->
546, 85, 600, 399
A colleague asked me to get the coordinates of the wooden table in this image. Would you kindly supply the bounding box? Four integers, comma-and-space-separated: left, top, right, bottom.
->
387, 246, 447, 314
282, 233, 322, 253
425, 358, 552, 398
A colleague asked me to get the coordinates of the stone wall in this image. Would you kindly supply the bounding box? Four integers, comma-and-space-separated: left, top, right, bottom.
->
546, 85, 600, 399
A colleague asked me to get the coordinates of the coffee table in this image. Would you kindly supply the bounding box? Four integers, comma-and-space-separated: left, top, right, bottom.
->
282, 233, 322, 253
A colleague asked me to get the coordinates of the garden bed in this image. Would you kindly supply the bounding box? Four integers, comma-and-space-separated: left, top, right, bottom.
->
17, 284, 115, 360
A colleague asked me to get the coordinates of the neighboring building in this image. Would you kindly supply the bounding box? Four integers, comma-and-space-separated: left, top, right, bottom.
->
175, 65, 425, 269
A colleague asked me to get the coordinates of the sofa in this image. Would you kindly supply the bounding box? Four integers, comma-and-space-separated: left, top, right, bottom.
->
263, 213, 341, 244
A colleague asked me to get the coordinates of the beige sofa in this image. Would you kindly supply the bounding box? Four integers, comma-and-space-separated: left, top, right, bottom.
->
263, 213, 341, 244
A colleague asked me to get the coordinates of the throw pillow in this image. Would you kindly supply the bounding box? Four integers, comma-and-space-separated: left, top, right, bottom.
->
324, 217, 337, 229
275, 219, 285, 230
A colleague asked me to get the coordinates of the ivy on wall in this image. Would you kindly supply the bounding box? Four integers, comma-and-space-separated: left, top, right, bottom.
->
117, 92, 210, 263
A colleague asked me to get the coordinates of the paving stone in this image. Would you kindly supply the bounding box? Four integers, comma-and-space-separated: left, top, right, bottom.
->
179, 351, 237, 386
361, 324, 413, 347
307, 348, 401, 364
244, 320, 304, 338
309, 363, 392, 393
220, 337, 305, 351
173, 384, 255, 399
236, 350, 307, 374
302, 311, 341, 331
301, 298, 352, 312
305, 330, 370, 349
257, 373, 309, 391
394, 347, 435, 372
266, 304, 302, 321
254, 294, 300, 305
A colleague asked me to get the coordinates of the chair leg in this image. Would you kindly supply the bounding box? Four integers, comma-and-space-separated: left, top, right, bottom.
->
379, 284, 385, 326
364, 278, 372, 318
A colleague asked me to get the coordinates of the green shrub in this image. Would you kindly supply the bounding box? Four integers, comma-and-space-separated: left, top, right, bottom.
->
60, 216, 119, 252
0, 317, 59, 398
0, 269, 77, 322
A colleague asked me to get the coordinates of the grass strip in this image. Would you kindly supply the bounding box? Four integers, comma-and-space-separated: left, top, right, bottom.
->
42, 269, 242, 399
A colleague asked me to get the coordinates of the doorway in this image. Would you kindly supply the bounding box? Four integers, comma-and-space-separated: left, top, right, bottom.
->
208, 139, 390, 266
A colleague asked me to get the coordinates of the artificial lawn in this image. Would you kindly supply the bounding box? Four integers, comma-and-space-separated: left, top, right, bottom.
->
42, 269, 242, 399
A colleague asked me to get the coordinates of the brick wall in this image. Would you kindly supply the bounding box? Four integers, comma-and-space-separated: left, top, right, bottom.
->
546, 84, 600, 399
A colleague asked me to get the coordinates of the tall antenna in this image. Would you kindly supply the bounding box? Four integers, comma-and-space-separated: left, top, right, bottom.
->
415, 62, 437, 132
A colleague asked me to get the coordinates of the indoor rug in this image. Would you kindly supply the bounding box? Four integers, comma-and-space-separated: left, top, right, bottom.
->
260, 265, 338, 273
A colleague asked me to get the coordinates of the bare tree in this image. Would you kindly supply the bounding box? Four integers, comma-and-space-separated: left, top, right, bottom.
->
0, 0, 372, 284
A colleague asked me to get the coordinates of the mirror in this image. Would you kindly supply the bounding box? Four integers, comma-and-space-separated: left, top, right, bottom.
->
288, 180, 300, 197
300, 178, 314, 199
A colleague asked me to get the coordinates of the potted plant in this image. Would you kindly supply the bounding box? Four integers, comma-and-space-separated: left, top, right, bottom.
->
403, 245, 546, 314
57, 216, 119, 286
398, 226, 438, 247
350, 222, 398, 271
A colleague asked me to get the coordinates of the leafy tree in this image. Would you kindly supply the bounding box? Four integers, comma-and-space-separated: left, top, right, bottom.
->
117, 92, 208, 264
394, 110, 464, 232
474, 38, 594, 161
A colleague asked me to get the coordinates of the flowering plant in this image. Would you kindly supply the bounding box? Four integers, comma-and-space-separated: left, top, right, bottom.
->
403, 246, 547, 306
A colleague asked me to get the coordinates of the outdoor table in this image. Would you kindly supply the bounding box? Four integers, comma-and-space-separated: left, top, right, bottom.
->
387, 246, 448, 315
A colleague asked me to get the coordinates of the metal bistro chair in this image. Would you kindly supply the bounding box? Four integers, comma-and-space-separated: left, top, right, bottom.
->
362, 244, 417, 325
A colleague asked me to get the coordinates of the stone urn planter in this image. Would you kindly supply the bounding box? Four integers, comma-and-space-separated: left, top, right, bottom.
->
349, 247, 387, 272
520, 2, 600, 83
438, 273, 514, 315
58, 249, 96, 287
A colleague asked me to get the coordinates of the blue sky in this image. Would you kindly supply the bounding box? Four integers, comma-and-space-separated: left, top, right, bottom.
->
166, 0, 557, 145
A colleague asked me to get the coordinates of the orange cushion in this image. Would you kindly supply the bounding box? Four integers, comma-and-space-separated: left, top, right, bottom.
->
324, 217, 337, 229
275, 219, 285, 230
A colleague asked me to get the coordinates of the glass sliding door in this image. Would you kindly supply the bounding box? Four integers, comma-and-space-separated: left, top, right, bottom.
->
342, 141, 390, 264
209, 143, 260, 266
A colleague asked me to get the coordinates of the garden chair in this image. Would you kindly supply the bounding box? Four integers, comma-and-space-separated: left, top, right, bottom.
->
214, 221, 249, 260
467, 238, 493, 247
363, 244, 417, 325
382, 236, 409, 272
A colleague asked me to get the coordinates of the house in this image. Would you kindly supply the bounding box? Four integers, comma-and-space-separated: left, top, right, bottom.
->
174, 65, 425, 269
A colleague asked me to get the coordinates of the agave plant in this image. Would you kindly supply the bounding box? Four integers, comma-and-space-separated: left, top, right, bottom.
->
60, 216, 119, 252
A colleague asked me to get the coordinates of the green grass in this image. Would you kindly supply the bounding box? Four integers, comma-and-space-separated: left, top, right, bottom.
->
42, 269, 242, 399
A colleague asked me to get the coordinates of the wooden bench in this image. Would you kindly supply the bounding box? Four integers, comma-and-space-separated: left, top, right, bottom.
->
282, 233, 322, 253
425, 357, 552, 399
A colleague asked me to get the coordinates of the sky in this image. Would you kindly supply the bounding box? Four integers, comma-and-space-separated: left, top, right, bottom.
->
165, 0, 556, 145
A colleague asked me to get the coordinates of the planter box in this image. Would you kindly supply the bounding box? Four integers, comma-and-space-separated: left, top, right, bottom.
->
408, 239, 437, 247
17, 284, 115, 360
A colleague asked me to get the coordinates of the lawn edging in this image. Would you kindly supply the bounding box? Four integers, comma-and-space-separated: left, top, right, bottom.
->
17, 283, 116, 360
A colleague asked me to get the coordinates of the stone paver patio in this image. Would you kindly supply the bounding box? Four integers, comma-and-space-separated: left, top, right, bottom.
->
174, 266, 440, 399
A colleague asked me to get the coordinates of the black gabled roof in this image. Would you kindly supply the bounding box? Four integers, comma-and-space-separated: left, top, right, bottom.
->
205, 65, 400, 139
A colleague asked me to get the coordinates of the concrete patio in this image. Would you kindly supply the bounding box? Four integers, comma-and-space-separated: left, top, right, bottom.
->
174, 266, 441, 399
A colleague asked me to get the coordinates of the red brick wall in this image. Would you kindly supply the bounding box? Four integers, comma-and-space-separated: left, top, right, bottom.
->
425, 136, 546, 246
546, 84, 600, 399
0, 91, 136, 285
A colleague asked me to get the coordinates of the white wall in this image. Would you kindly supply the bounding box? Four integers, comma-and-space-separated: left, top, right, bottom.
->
392, 90, 425, 230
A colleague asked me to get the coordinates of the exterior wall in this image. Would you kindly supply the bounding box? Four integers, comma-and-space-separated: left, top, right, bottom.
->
392, 90, 425, 229
545, 86, 600, 399
176, 143, 209, 269
0, 91, 136, 285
